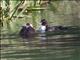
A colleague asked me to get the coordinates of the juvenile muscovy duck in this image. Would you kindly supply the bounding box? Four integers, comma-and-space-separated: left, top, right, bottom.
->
39, 19, 68, 32
39, 19, 49, 33
19, 23, 35, 38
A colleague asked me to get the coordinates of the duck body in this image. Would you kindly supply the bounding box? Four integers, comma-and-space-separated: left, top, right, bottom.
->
19, 24, 35, 39
39, 25, 46, 33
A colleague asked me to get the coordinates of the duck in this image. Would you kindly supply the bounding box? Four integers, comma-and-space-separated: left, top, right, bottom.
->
19, 23, 35, 38
39, 19, 49, 33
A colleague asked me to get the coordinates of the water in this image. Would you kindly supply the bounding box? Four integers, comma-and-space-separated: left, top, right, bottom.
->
1, 33, 80, 60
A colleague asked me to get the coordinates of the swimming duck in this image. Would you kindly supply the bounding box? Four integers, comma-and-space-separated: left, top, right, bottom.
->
19, 23, 35, 38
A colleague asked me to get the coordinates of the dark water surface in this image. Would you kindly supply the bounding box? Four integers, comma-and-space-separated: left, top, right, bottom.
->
1, 34, 80, 60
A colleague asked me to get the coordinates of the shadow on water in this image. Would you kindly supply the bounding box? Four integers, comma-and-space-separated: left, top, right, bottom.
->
1, 32, 80, 60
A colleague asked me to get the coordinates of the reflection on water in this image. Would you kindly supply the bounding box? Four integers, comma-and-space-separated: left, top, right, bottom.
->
1, 34, 80, 60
